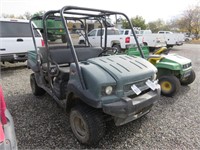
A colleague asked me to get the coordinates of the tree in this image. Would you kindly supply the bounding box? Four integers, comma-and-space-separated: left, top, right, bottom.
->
2, 14, 16, 18
2, 13, 24, 19
122, 16, 147, 29
33, 10, 46, 17
147, 21, 158, 33
192, 6, 200, 38
1, 10, 45, 20
179, 8, 194, 35
147, 19, 170, 33
177, 5, 200, 38
24, 12, 32, 20
166, 18, 180, 32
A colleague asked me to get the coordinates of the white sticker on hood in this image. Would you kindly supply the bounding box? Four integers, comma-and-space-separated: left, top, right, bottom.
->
146, 79, 157, 91
131, 84, 141, 95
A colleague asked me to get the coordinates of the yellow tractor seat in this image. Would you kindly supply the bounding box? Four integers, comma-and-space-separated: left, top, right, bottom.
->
147, 55, 163, 65
153, 47, 168, 55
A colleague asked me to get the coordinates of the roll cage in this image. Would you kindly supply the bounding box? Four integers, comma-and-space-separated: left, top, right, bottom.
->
29, 6, 145, 90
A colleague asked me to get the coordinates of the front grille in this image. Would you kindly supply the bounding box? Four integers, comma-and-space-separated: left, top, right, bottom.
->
183, 62, 192, 69
124, 79, 150, 93
127, 89, 151, 99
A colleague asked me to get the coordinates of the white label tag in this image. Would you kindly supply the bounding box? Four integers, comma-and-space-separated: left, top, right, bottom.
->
131, 84, 141, 95
146, 79, 157, 91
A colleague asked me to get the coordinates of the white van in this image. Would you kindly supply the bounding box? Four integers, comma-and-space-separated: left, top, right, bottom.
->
158, 31, 184, 47
0, 18, 44, 63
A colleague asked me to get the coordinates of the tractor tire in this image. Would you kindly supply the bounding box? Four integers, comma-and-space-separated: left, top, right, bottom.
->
70, 105, 105, 145
180, 69, 196, 85
61, 35, 67, 43
159, 75, 181, 97
30, 73, 46, 96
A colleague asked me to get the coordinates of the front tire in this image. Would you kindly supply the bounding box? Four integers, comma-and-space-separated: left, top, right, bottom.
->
30, 73, 46, 96
180, 69, 196, 85
70, 105, 105, 145
159, 75, 181, 97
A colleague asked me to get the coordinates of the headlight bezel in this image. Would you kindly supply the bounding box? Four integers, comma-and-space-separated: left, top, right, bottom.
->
101, 85, 116, 96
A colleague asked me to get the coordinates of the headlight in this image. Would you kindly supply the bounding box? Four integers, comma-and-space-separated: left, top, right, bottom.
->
182, 63, 192, 69
105, 86, 113, 95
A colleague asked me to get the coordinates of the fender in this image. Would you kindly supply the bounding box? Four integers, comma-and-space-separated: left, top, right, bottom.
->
66, 81, 102, 109
155, 61, 181, 70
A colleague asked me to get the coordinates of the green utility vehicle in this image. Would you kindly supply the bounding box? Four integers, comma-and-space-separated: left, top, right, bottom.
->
33, 19, 67, 43
28, 6, 160, 145
126, 45, 149, 58
127, 46, 195, 96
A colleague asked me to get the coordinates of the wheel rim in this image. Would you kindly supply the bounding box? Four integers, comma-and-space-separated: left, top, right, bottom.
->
161, 81, 172, 92
74, 116, 87, 137
71, 112, 88, 140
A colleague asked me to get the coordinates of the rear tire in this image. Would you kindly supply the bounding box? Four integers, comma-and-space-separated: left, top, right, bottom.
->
70, 105, 105, 145
159, 75, 181, 97
79, 40, 85, 44
112, 44, 121, 53
180, 69, 196, 85
61, 35, 67, 43
30, 73, 46, 96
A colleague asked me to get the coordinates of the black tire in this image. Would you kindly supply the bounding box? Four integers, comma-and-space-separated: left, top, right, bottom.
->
143, 42, 148, 46
79, 40, 85, 44
149, 47, 155, 52
167, 45, 173, 48
112, 44, 121, 53
61, 35, 67, 43
48, 33, 56, 42
159, 75, 181, 97
30, 73, 46, 96
185, 38, 189, 42
50, 39, 56, 42
180, 69, 196, 85
70, 105, 105, 145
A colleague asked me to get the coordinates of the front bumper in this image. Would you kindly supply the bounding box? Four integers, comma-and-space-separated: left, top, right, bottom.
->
181, 66, 193, 79
0, 53, 27, 62
102, 88, 160, 126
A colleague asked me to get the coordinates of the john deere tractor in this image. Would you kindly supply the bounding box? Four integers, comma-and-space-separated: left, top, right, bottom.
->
126, 46, 196, 96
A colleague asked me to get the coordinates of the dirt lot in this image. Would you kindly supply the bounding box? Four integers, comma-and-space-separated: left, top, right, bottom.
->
0, 44, 200, 149
187, 39, 200, 44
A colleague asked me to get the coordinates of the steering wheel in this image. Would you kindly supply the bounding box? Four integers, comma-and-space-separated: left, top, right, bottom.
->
153, 47, 170, 55
98, 47, 118, 56
48, 60, 60, 77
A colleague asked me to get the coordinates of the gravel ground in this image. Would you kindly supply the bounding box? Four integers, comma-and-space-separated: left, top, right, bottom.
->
0, 44, 200, 149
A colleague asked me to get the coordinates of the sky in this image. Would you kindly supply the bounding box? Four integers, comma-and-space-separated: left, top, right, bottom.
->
0, 0, 199, 22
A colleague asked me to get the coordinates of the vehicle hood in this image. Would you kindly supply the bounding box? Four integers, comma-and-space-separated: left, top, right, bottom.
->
88, 55, 157, 84
163, 54, 191, 65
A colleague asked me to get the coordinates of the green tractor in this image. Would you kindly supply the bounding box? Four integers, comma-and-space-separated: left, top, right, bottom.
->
126, 46, 196, 96
33, 19, 67, 43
